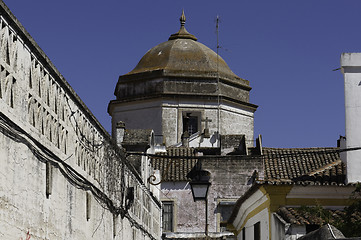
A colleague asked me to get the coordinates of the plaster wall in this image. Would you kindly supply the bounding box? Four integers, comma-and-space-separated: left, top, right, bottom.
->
0, 134, 113, 239
287, 185, 354, 202
110, 100, 163, 138
271, 214, 285, 240
232, 189, 268, 233
205, 157, 263, 234
160, 182, 206, 233
238, 208, 269, 240
111, 98, 254, 147
341, 52, 361, 183
0, 3, 161, 239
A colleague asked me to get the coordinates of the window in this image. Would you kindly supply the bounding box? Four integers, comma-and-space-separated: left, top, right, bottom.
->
86, 192, 92, 221
254, 222, 260, 240
45, 162, 53, 199
182, 112, 200, 135
162, 201, 174, 232
218, 201, 236, 231
242, 227, 245, 240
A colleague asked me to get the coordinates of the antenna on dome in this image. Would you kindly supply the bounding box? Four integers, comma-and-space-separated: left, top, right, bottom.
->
216, 15, 221, 140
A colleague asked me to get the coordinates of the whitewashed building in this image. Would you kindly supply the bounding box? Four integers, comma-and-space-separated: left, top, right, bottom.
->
340, 53, 361, 183
0, 1, 161, 239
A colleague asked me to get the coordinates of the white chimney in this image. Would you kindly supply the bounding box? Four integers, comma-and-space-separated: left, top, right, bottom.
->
341, 53, 361, 183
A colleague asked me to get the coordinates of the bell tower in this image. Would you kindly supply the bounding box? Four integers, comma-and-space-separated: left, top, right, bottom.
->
108, 12, 257, 146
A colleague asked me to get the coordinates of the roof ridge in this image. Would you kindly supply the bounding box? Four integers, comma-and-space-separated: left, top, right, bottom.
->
308, 159, 342, 176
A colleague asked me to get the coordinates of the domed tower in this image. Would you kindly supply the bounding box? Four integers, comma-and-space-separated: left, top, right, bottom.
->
108, 11, 257, 147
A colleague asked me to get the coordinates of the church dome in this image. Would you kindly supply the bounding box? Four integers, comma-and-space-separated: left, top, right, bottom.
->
122, 11, 242, 83
112, 11, 254, 106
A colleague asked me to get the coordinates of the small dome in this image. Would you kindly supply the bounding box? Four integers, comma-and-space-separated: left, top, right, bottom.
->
122, 11, 242, 83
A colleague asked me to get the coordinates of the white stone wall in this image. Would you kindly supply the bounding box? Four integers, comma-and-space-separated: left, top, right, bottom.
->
110, 98, 254, 147
110, 100, 163, 138
341, 52, 361, 183
232, 189, 269, 239
271, 214, 286, 240
0, 2, 161, 239
0, 136, 114, 239
163, 100, 254, 146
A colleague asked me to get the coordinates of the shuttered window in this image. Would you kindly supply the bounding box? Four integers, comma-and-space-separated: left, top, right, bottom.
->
162, 201, 174, 232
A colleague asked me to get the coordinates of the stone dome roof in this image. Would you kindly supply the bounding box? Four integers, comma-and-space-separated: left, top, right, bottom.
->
122, 11, 242, 83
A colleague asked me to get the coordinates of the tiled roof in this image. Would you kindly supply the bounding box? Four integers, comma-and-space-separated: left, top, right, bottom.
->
262, 147, 345, 184
277, 207, 361, 226
151, 146, 346, 184
151, 147, 197, 181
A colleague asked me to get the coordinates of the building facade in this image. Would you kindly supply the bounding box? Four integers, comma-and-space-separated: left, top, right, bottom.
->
152, 145, 264, 239
0, 1, 161, 239
228, 147, 353, 240
107, 11, 263, 239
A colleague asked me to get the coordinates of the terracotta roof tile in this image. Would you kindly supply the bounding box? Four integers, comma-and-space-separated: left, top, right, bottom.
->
151, 146, 346, 185
151, 147, 197, 182
262, 147, 345, 184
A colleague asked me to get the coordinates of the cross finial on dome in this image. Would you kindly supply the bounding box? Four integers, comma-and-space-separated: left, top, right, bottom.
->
180, 9, 186, 27
169, 10, 197, 41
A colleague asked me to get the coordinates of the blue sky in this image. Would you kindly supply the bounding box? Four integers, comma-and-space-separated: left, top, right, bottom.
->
4, 1, 360, 148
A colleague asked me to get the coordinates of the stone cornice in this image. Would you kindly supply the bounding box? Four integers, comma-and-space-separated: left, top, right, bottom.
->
115, 69, 251, 95
108, 94, 258, 114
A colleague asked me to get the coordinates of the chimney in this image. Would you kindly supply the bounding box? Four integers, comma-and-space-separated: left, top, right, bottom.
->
256, 134, 263, 155
341, 53, 361, 183
115, 121, 126, 147
337, 136, 347, 165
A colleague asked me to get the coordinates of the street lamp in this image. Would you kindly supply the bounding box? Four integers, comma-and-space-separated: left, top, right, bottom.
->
189, 179, 211, 201
188, 161, 211, 236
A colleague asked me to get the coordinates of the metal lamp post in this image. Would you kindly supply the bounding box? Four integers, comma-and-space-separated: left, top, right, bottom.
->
188, 161, 211, 236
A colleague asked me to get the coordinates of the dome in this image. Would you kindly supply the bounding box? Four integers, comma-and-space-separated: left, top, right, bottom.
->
122, 11, 242, 83
112, 11, 253, 106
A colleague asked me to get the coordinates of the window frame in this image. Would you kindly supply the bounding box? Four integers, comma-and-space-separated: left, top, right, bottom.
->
182, 111, 201, 136
216, 199, 237, 232
162, 201, 175, 232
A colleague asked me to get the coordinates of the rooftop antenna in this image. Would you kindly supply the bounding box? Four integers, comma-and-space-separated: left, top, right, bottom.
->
216, 15, 221, 140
